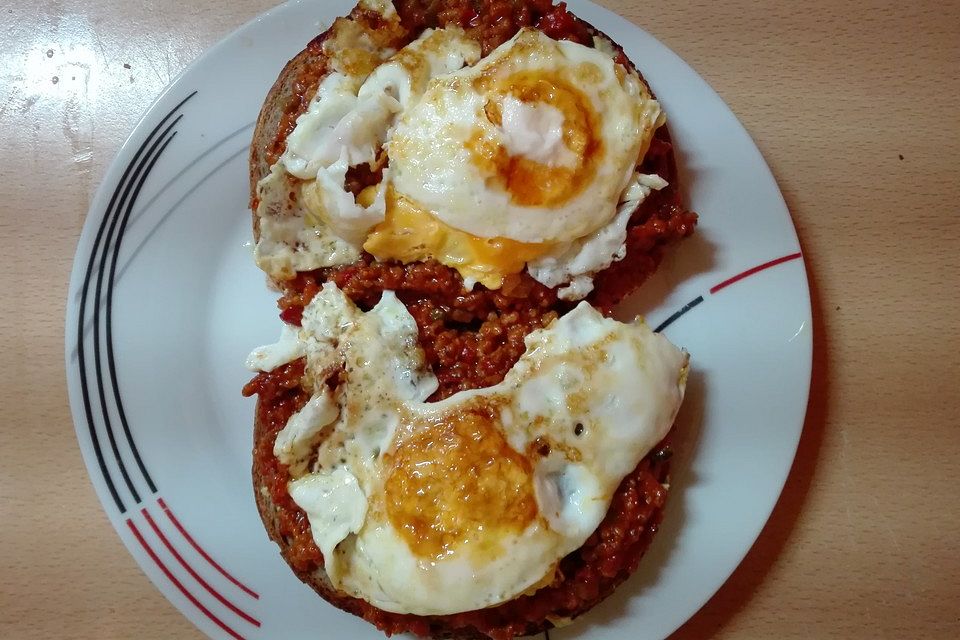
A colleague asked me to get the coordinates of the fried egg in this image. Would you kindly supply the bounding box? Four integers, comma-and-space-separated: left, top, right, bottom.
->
248, 284, 688, 615
387, 28, 662, 244
255, 7, 669, 297
367, 28, 666, 292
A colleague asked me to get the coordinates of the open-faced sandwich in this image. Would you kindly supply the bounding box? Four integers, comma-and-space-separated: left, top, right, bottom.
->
243, 1, 697, 638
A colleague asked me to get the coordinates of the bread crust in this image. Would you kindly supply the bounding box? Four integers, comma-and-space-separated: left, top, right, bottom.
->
248, 31, 328, 244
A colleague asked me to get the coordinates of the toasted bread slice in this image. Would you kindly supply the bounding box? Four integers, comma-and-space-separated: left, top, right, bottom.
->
253, 392, 672, 639
248, 2, 687, 638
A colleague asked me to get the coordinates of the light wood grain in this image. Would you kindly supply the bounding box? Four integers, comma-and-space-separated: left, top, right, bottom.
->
1, 0, 957, 638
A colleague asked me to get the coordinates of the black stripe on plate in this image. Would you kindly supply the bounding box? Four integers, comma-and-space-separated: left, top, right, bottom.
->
104, 126, 183, 495
76, 91, 196, 513
653, 295, 705, 334
69, 119, 254, 354
93, 122, 180, 503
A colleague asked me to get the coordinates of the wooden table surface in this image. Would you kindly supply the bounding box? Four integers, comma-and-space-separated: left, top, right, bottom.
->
2, 0, 958, 638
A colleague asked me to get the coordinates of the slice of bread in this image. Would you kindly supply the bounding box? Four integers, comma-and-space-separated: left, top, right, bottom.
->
253, 391, 673, 639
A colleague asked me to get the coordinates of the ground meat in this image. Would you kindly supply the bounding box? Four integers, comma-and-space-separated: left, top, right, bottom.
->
344, 162, 385, 198
397, 0, 566, 54
277, 258, 562, 399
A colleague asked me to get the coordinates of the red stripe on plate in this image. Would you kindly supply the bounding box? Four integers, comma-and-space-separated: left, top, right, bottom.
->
142, 508, 261, 627
157, 497, 260, 599
126, 519, 248, 640
710, 252, 803, 294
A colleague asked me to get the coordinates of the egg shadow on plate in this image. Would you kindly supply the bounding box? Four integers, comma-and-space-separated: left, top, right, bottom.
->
667, 239, 829, 638
670, 230, 830, 640
614, 231, 718, 324
613, 133, 717, 321
548, 367, 708, 639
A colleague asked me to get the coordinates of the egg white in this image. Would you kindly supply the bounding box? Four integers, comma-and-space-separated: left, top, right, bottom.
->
388, 27, 663, 245
254, 19, 481, 280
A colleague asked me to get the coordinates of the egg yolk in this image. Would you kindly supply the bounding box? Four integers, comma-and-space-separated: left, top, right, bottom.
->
383, 407, 538, 561
363, 187, 551, 289
365, 71, 605, 288
470, 69, 603, 208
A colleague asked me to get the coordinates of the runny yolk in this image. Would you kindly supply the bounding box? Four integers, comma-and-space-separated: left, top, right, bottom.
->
469, 69, 604, 208
383, 407, 538, 561
363, 187, 550, 289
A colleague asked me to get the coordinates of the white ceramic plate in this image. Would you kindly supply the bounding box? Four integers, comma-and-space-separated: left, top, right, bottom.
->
65, 1, 811, 638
